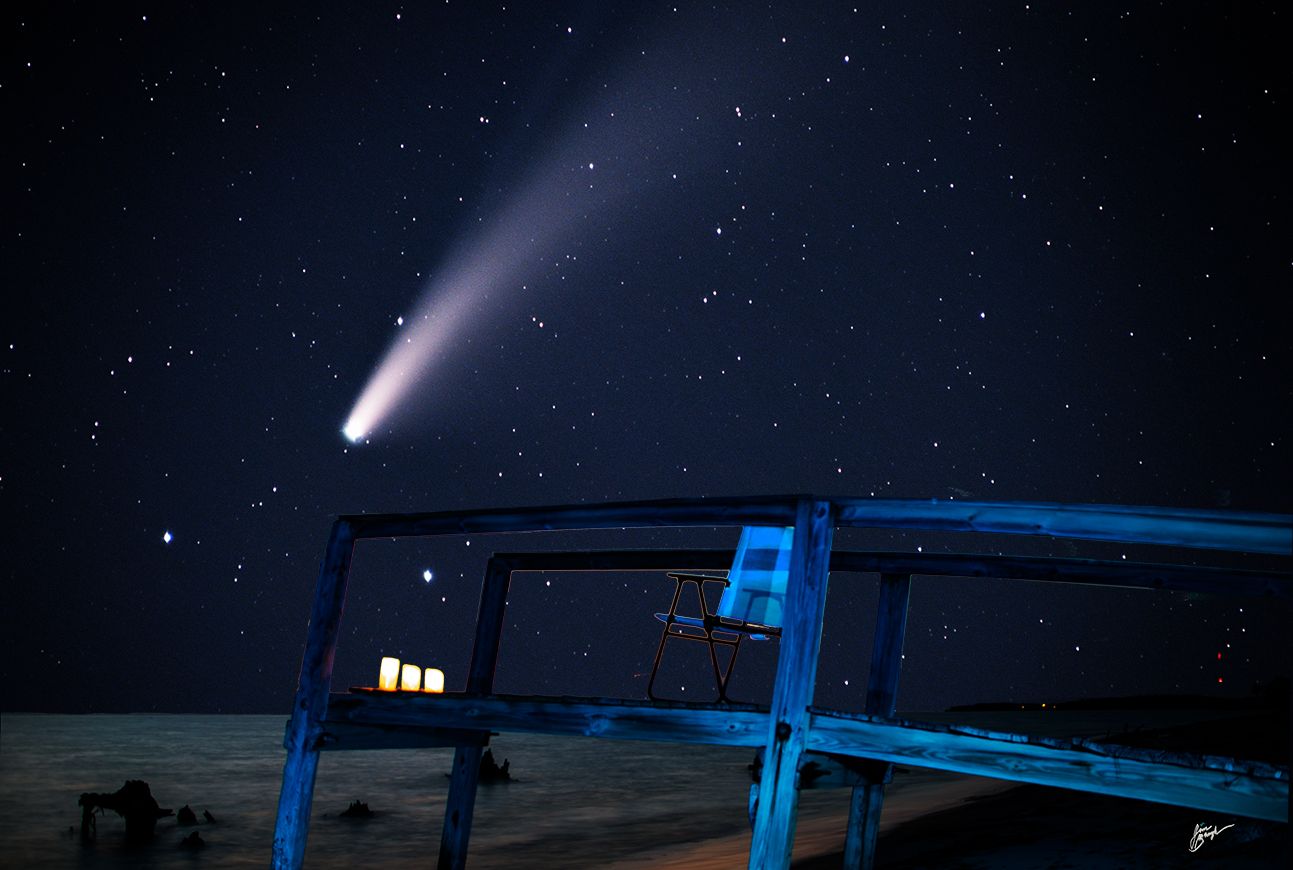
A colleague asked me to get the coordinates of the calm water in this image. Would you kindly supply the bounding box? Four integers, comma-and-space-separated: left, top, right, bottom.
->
0, 713, 859, 868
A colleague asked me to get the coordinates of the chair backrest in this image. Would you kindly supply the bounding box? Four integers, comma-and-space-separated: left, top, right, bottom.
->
716, 526, 794, 627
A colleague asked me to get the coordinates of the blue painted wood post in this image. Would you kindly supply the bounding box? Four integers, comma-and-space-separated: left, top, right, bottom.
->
439, 745, 484, 870
438, 556, 514, 870
271, 519, 357, 869
748, 499, 835, 870
842, 572, 912, 869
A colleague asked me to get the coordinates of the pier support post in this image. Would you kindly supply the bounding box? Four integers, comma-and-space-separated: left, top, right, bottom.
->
272, 519, 356, 870
749, 500, 835, 870
439, 744, 484, 870
842, 573, 911, 870
438, 557, 514, 870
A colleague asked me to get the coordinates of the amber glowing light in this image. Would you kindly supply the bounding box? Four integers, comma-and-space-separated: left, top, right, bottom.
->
400, 663, 422, 691
423, 668, 445, 693
378, 657, 400, 691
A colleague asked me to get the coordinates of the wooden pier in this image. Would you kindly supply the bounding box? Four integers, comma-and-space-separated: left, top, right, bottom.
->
271, 496, 1291, 869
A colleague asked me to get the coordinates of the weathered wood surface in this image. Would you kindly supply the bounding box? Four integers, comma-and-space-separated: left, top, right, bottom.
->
846, 573, 912, 870
326, 692, 770, 746
751, 502, 837, 870
346, 495, 800, 540
494, 549, 737, 573
863, 574, 911, 718
467, 557, 513, 695
834, 498, 1291, 554
436, 556, 514, 870
322, 693, 1288, 822
312, 719, 488, 752
494, 548, 1289, 597
808, 709, 1289, 823
439, 745, 483, 870
272, 519, 357, 870
832, 552, 1290, 597
491, 550, 1282, 597
339, 495, 1291, 554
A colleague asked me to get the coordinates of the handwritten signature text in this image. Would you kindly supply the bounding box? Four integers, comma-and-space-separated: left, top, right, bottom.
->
1188, 822, 1234, 853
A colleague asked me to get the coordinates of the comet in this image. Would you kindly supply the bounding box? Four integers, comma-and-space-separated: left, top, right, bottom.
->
339, 27, 758, 442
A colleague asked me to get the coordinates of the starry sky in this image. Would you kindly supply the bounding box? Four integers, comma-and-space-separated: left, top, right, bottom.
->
5, 2, 1288, 715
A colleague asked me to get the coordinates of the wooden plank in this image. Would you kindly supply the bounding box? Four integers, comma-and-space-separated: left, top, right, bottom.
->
325, 692, 770, 747
466, 557, 513, 695
437, 556, 515, 870
834, 499, 1292, 555
845, 573, 911, 869
830, 552, 1290, 598
271, 519, 356, 870
863, 574, 911, 717
806, 710, 1289, 822
493, 548, 1289, 598
346, 495, 801, 539
339, 495, 1289, 554
313, 720, 489, 752
491, 549, 738, 573
749, 499, 835, 870
324, 692, 1287, 821
438, 745, 483, 870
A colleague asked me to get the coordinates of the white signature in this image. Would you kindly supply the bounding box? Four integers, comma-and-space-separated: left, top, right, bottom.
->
1188, 822, 1234, 853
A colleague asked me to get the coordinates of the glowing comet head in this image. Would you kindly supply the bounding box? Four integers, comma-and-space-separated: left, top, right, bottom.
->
342, 418, 366, 443
340, 272, 480, 441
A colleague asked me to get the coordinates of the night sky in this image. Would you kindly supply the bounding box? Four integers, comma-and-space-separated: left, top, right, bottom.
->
5, 3, 1288, 716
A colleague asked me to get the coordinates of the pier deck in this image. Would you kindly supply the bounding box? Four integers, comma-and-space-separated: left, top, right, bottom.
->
270, 496, 1291, 869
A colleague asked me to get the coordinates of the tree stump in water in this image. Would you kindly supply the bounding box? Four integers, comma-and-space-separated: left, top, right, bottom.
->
78, 780, 173, 844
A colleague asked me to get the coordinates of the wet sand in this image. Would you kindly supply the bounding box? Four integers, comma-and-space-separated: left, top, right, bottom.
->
608, 772, 1015, 868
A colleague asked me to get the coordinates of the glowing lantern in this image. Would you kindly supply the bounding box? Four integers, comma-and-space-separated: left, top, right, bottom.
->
400, 663, 422, 691
378, 657, 401, 691
423, 668, 445, 693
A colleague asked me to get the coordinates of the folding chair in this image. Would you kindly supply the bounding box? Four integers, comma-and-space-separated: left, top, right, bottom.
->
647, 526, 791, 703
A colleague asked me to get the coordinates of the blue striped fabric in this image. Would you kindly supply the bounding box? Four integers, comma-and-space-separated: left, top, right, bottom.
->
716, 526, 794, 627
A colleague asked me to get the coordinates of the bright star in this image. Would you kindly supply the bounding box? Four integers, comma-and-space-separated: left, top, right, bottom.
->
423, 569, 433, 583
163, 531, 173, 544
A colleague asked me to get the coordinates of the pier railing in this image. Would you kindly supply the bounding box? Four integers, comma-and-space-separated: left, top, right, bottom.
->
271, 496, 1291, 869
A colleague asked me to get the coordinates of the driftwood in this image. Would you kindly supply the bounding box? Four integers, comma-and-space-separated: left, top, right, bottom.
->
78, 780, 172, 843
477, 749, 511, 783
339, 799, 374, 818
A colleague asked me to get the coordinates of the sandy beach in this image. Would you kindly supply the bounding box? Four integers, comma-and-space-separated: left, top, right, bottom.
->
608, 772, 1016, 868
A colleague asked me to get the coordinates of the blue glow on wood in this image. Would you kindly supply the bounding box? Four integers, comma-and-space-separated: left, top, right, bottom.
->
749, 501, 835, 870
344, 496, 1290, 555
272, 497, 1289, 869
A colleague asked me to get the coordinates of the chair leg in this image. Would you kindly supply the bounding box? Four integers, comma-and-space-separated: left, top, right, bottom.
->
696, 579, 746, 704
715, 634, 744, 703
647, 576, 686, 701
